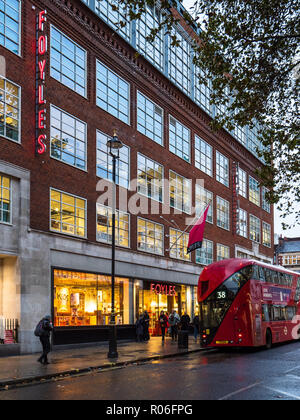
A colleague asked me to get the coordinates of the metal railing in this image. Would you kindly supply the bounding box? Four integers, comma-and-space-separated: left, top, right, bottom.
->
0, 318, 19, 344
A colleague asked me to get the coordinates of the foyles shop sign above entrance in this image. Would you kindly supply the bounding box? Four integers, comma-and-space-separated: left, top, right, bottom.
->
150, 283, 177, 297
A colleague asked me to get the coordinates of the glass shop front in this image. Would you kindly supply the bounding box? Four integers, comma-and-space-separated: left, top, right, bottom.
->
52, 269, 198, 344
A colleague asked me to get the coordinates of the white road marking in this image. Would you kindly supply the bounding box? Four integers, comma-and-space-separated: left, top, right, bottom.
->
218, 382, 261, 400
263, 387, 300, 400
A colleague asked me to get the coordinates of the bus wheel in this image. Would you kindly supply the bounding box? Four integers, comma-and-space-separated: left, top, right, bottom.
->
266, 329, 272, 350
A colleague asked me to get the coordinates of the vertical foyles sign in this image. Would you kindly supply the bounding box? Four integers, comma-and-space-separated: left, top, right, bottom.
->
36, 10, 47, 155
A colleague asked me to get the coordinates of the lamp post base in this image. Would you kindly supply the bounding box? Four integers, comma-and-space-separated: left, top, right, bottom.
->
107, 324, 118, 359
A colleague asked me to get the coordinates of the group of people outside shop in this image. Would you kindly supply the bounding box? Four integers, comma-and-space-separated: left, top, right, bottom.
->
135, 310, 202, 343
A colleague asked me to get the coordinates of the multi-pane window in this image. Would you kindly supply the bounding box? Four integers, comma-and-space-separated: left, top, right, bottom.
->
234, 124, 247, 146
169, 116, 190, 162
216, 151, 229, 187
0, 175, 10, 223
96, 131, 130, 189
238, 167, 247, 198
249, 215, 261, 243
96, 60, 130, 125
137, 154, 163, 202
217, 244, 230, 261
50, 106, 87, 170
238, 208, 248, 238
169, 171, 191, 214
262, 187, 271, 213
96, 204, 129, 248
216, 197, 230, 231
195, 185, 213, 224
50, 189, 86, 238
262, 222, 271, 248
50, 26, 87, 97
136, 6, 164, 71
0, 76, 20, 142
283, 255, 300, 266
0, 0, 20, 55
95, 0, 131, 42
137, 218, 164, 255
137, 92, 163, 145
168, 28, 191, 95
195, 68, 212, 114
249, 176, 260, 206
195, 136, 213, 176
196, 239, 213, 265
169, 228, 191, 261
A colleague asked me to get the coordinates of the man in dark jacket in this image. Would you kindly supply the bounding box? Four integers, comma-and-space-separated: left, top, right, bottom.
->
180, 312, 191, 331
37, 315, 53, 365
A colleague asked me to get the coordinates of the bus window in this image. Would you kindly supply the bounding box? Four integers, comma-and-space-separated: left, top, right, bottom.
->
287, 306, 296, 321
262, 305, 270, 322
265, 269, 273, 283
272, 271, 279, 284
278, 272, 285, 285
258, 266, 265, 282
251, 265, 259, 280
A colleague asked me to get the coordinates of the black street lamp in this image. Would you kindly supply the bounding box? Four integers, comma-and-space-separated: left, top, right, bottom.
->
107, 129, 123, 359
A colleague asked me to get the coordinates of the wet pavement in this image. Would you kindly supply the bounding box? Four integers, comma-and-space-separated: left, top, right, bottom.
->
0, 337, 203, 389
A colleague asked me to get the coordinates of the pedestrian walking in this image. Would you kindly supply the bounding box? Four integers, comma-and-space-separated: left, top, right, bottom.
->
159, 311, 168, 343
135, 314, 144, 342
168, 310, 180, 341
180, 311, 190, 331
143, 310, 150, 341
193, 314, 200, 342
35, 315, 53, 365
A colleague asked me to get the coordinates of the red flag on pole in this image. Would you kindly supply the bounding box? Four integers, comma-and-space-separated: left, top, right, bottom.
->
187, 204, 210, 254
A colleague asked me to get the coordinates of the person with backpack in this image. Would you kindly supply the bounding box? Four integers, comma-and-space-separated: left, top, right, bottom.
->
35, 315, 53, 365
168, 310, 180, 341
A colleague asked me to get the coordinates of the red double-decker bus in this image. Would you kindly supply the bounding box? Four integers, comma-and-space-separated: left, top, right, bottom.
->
198, 259, 300, 348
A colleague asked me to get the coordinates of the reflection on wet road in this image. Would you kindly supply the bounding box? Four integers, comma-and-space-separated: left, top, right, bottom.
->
2, 342, 300, 400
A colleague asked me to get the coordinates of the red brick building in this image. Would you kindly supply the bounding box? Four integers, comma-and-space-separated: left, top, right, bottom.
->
0, 0, 273, 352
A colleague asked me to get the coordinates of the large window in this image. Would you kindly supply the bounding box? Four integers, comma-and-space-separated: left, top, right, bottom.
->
216, 151, 229, 187
53, 269, 130, 327
50, 26, 87, 97
96, 204, 129, 248
0, 0, 21, 55
169, 228, 191, 262
96, 131, 130, 189
195, 68, 212, 114
50, 105, 87, 170
50, 189, 86, 238
238, 208, 248, 238
196, 239, 213, 266
238, 167, 247, 198
137, 92, 163, 145
262, 222, 271, 248
95, 0, 131, 42
262, 187, 271, 213
168, 28, 191, 95
249, 215, 261, 243
137, 153, 163, 203
136, 6, 164, 71
217, 244, 230, 261
0, 76, 20, 142
249, 176, 260, 206
137, 218, 164, 255
0, 175, 10, 224
169, 170, 191, 214
195, 136, 213, 177
216, 196, 230, 231
96, 60, 130, 125
169, 116, 190, 162
195, 185, 213, 224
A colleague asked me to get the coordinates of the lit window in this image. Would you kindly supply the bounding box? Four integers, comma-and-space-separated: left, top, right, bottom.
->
96, 131, 130, 189
195, 136, 213, 177
137, 218, 164, 255
169, 116, 190, 162
195, 185, 213, 224
169, 170, 191, 214
196, 239, 213, 265
96, 204, 129, 248
168, 28, 191, 95
0, 0, 21, 55
137, 153, 163, 203
262, 187, 271, 213
169, 228, 191, 261
249, 215, 261, 243
0, 76, 20, 142
194, 68, 212, 114
238, 208, 248, 238
96, 60, 130, 125
50, 189, 86, 238
238, 167, 247, 198
216, 151, 229, 187
249, 176, 260, 206
217, 244, 230, 261
0, 175, 11, 224
216, 196, 230, 231
137, 92, 163, 145
95, 0, 131, 42
50, 26, 87, 97
262, 222, 271, 248
50, 105, 87, 170
136, 6, 164, 71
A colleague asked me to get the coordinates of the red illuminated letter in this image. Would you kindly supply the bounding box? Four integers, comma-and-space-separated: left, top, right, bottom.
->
37, 134, 46, 155
38, 60, 46, 80
38, 85, 46, 105
38, 35, 47, 55
38, 109, 46, 129
39, 10, 47, 31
